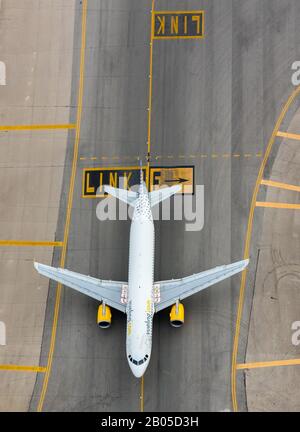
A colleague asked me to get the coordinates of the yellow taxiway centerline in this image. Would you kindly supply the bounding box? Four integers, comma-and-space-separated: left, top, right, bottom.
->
37, 0, 88, 413
276, 130, 300, 140
231, 84, 300, 412
140, 0, 155, 413
261, 179, 300, 192
147, 0, 155, 162
237, 359, 300, 370
0, 124, 76, 131
0, 241, 63, 247
256, 201, 300, 210
0, 365, 46, 373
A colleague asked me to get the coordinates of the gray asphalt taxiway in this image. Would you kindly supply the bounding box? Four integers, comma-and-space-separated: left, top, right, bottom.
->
28, 0, 300, 412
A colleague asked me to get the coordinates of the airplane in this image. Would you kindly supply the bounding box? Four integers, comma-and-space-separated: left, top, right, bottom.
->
34, 165, 249, 378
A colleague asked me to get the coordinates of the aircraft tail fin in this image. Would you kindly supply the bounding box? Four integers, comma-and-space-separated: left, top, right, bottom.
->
149, 184, 182, 207
104, 185, 138, 207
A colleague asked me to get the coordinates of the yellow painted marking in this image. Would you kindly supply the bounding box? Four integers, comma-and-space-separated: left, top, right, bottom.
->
109, 172, 117, 187
154, 10, 205, 13
0, 241, 63, 247
147, 0, 155, 160
150, 166, 194, 193
256, 201, 300, 210
0, 364, 46, 373
261, 179, 300, 192
153, 10, 204, 40
124, 172, 132, 190
86, 173, 95, 194
192, 14, 201, 34
171, 15, 179, 35
140, 376, 144, 412
37, 0, 88, 413
82, 166, 149, 198
0, 124, 76, 131
79, 153, 264, 162
231, 84, 300, 412
237, 359, 300, 370
156, 15, 165, 35
277, 131, 300, 141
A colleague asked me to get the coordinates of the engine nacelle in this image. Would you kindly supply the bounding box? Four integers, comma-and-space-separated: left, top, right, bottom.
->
169, 302, 184, 327
97, 304, 112, 328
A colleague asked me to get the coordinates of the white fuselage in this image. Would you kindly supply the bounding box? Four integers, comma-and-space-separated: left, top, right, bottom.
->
126, 185, 154, 377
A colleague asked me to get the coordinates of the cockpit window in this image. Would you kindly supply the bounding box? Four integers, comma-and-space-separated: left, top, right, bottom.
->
128, 355, 149, 365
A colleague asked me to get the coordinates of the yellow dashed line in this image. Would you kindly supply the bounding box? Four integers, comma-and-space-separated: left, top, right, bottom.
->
78, 153, 263, 161
261, 179, 300, 192
0, 365, 46, 373
0, 124, 76, 131
0, 241, 63, 247
277, 131, 300, 141
237, 359, 300, 370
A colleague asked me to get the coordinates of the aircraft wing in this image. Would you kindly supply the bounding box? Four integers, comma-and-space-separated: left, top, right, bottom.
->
34, 262, 126, 313
154, 259, 249, 313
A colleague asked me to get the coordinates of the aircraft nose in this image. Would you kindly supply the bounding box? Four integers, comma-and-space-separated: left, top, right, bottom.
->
129, 362, 148, 378
127, 354, 150, 378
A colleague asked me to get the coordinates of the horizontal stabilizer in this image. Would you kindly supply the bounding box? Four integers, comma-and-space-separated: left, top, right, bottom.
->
149, 184, 182, 207
104, 185, 138, 207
